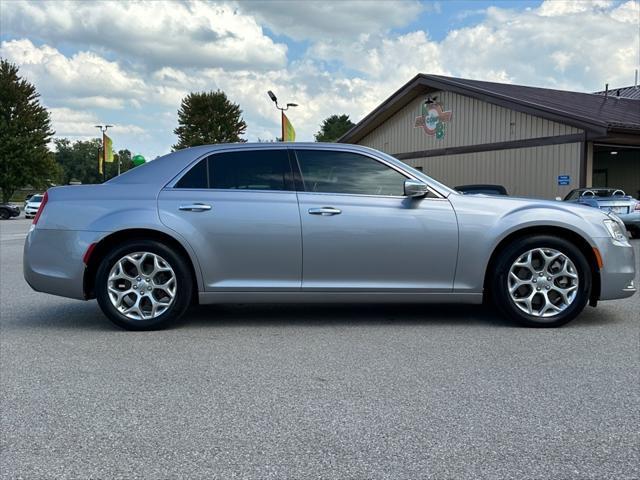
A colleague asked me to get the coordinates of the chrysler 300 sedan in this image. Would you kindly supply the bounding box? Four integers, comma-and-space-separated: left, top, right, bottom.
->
24, 143, 636, 330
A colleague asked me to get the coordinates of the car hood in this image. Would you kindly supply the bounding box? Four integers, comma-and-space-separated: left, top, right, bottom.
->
449, 192, 611, 227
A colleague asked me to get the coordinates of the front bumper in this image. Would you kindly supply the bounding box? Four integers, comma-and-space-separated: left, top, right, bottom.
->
593, 236, 636, 300
24, 227, 103, 300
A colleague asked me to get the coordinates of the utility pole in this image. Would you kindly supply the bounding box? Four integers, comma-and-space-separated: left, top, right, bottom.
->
267, 91, 297, 141
95, 124, 113, 181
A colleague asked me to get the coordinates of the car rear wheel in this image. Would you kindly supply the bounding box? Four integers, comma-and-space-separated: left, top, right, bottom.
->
490, 235, 591, 327
95, 240, 193, 330
0, 210, 9, 220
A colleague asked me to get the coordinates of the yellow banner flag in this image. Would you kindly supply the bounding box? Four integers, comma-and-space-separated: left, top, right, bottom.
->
104, 134, 114, 163
98, 151, 103, 175
282, 112, 295, 142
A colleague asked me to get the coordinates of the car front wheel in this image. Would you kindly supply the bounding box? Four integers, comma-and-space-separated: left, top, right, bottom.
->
95, 240, 193, 330
491, 235, 591, 327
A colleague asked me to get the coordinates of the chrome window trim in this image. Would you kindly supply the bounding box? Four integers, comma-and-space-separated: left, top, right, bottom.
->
296, 190, 448, 201
166, 187, 297, 195
165, 144, 447, 199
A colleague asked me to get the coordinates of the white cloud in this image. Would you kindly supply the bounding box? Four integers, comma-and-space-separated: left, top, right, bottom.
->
1, 39, 147, 101
439, 2, 639, 90
1, 0, 638, 158
239, 0, 426, 41
537, 0, 613, 16
49, 108, 145, 138
1, 0, 287, 71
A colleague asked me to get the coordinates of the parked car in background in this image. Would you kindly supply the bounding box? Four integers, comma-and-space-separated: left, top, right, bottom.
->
0, 203, 21, 220
455, 184, 508, 196
564, 188, 640, 238
24, 193, 34, 209
24, 194, 43, 219
24, 143, 635, 331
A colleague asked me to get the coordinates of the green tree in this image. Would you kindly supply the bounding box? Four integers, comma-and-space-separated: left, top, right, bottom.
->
55, 140, 135, 183
173, 90, 247, 150
0, 59, 58, 203
54, 138, 102, 184
108, 149, 133, 177
314, 114, 355, 142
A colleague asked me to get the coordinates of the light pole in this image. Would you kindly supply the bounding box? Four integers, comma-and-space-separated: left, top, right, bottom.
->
267, 91, 297, 141
95, 124, 114, 180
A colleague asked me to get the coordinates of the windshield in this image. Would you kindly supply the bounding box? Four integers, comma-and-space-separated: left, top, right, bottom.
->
30, 195, 43, 202
564, 189, 626, 201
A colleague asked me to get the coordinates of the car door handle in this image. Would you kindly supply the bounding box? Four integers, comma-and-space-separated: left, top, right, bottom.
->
308, 207, 342, 216
179, 203, 212, 212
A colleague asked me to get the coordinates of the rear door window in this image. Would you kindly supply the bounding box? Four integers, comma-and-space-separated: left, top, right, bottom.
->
209, 150, 292, 191
174, 149, 292, 191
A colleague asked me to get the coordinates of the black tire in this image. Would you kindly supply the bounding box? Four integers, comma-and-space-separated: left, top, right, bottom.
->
0, 210, 9, 220
95, 239, 193, 330
490, 235, 591, 327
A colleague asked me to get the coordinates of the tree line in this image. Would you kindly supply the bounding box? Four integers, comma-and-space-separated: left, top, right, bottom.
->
0, 59, 356, 203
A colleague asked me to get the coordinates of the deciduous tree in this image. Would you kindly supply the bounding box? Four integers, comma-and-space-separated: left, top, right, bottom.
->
173, 90, 247, 150
0, 59, 58, 203
314, 114, 355, 142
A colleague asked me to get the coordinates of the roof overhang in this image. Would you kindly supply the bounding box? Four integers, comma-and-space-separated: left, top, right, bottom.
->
338, 74, 637, 144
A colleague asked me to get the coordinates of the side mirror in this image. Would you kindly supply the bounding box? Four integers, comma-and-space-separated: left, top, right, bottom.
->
404, 179, 429, 198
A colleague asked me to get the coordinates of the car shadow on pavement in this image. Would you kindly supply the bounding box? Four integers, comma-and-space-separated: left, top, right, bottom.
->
184, 301, 626, 329
184, 303, 520, 329
4, 300, 625, 332
185, 303, 513, 327
2, 301, 121, 332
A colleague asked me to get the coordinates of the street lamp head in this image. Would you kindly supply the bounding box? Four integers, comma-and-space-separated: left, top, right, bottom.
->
286, 103, 298, 108
267, 90, 278, 103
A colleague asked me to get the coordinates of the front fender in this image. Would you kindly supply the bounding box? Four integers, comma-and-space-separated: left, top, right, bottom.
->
450, 195, 607, 293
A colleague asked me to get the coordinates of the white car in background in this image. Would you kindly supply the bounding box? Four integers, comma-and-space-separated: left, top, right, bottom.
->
24, 194, 44, 219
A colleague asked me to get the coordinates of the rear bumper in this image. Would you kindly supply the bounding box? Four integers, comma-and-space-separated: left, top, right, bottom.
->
23, 227, 103, 300
593, 236, 636, 300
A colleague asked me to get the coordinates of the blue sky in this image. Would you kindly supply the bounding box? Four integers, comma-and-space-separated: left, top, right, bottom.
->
1, 0, 638, 159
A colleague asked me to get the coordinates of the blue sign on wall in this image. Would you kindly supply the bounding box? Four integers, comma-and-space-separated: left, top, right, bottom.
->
558, 175, 571, 186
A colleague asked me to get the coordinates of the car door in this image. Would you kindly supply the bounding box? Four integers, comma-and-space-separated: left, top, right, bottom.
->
294, 148, 458, 292
158, 148, 302, 291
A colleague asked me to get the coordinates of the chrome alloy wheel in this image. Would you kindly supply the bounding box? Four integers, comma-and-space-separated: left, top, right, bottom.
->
507, 248, 579, 318
107, 252, 177, 320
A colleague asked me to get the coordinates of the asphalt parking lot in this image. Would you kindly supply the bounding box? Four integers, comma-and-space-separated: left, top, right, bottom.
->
1, 218, 638, 479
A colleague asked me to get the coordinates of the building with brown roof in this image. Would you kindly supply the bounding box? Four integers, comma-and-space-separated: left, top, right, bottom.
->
339, 74, 640, 199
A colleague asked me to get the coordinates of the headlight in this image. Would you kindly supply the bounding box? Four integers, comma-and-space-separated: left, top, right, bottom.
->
603, 219, 628, 242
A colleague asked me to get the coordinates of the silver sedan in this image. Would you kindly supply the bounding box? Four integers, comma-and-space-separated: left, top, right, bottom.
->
24, 143, 636, 330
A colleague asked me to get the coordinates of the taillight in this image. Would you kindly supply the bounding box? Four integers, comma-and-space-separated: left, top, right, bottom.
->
32, 191, 48, 225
